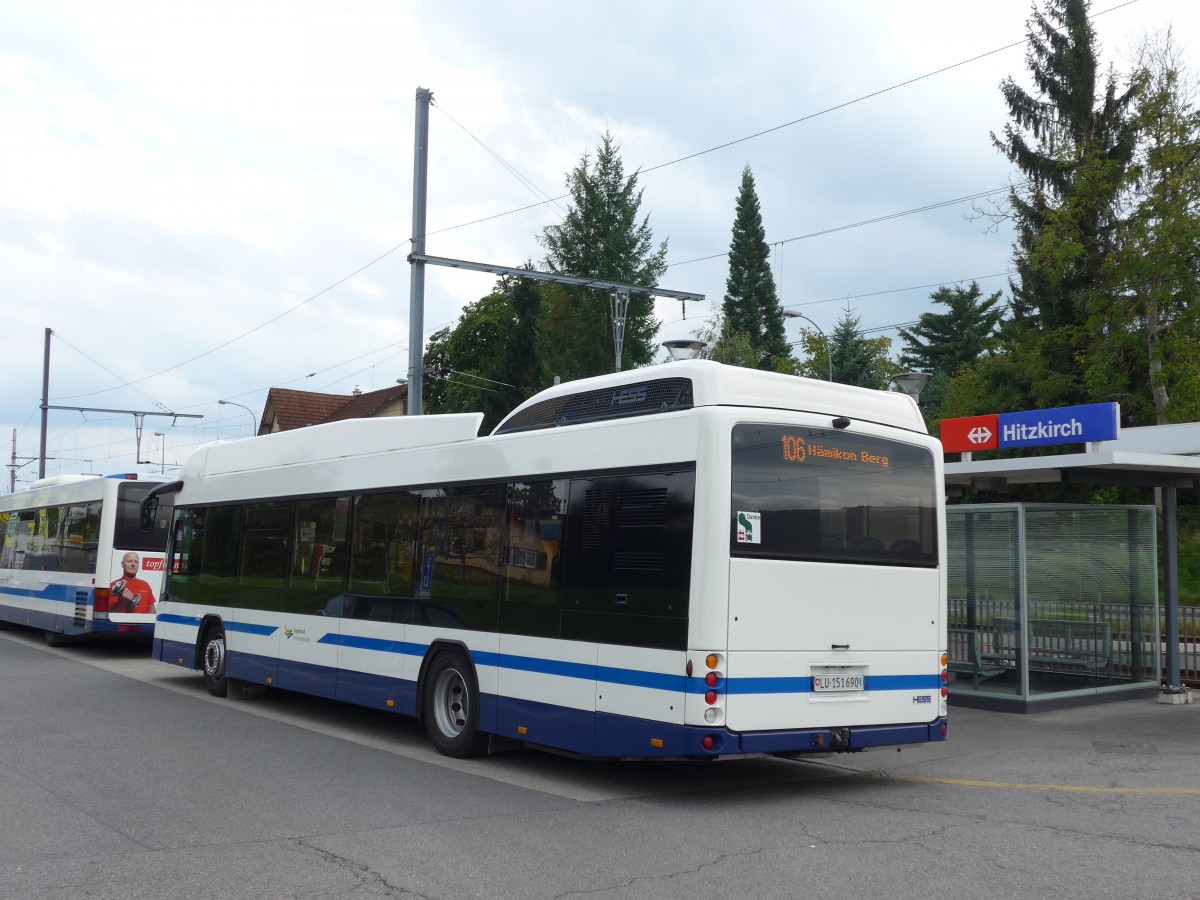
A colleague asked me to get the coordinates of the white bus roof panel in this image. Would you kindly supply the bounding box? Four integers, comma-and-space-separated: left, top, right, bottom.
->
179, 413, 484, 482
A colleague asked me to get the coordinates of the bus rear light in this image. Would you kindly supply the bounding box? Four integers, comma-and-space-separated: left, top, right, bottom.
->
701, 735, 716, 751
703, 708, 718, 723
941, 686, 948, 698
93, 588, 110, 614
940, 669, 948, 684
940, 652, 949, 667
704, 690, 718, 705
704, 671, 718, 688
705, 653, 721, 670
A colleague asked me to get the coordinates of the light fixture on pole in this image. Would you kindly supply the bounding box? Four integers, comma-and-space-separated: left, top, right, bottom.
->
218, 399, 259, 436
662, 339, 706, 362
893, 372, 932, 405
782, 310, 832, 382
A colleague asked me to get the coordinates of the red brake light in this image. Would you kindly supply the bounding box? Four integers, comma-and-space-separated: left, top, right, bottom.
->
705, 672, 718, 687
93, 588, 110, 614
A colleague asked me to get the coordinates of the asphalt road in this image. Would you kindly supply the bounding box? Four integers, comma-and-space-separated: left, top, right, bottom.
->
2, 626, 1198, 900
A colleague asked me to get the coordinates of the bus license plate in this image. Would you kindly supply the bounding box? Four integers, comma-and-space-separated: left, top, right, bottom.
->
812, 673, 864, 693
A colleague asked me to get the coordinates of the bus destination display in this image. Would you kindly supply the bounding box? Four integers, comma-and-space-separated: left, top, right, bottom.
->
780, 434, 890, 470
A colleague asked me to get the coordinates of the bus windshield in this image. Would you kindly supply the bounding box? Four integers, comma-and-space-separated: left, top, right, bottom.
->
730, 424, 937, 567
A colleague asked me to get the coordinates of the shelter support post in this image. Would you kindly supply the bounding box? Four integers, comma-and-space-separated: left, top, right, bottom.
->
1158, 485, 1191, 702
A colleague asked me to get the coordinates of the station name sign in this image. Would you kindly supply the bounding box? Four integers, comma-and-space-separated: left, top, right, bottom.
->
940, 402, 1119, 453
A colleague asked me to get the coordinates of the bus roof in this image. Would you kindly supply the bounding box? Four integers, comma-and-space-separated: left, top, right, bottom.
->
493, 359, 926, 435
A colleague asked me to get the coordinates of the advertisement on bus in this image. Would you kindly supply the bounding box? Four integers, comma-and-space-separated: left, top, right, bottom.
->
108, 549, 165, 623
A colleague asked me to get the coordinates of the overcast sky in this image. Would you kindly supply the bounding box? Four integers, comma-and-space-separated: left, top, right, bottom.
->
2, 0, 1194, 487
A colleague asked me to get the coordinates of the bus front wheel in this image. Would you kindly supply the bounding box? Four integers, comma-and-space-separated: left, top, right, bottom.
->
422, 651, 487, 758
201, 625, 228, 697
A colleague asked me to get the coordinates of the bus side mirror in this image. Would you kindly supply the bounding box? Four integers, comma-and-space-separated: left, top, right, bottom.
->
140, 497, 160, 533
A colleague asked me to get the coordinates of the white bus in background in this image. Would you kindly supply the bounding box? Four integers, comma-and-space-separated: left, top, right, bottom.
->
0, 474, 173, 644
148, 360, 948, 759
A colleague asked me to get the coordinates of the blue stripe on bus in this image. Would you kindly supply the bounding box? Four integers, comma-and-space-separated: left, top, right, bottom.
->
0, 584, 85, 604
471, 651, 688, 693
157, 613, 203, 627
724, 674, 940, 694
224, 621, 279, 637
155, 615, 939, 697
317, 632, 425, 657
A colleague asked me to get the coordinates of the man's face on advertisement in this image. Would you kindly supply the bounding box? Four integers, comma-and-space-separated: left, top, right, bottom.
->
121, 552, 139, 577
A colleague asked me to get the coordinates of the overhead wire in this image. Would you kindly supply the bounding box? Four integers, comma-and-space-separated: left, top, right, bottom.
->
25, 0, 1148, 471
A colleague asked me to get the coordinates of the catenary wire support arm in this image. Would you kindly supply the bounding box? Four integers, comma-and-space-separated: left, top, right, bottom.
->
407, 254, 705, 303
609, 291, 629, 373
40, 404, 203, 478
409, 254, 703, 378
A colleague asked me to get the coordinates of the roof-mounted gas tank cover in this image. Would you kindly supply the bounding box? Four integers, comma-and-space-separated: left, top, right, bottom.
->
494, 377, 693, 434
491, 360, 927, 435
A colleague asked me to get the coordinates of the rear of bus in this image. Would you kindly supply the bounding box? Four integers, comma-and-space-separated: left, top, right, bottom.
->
0, 475, 172, 640
96, 478, 174, 636
685, 413, 947, 756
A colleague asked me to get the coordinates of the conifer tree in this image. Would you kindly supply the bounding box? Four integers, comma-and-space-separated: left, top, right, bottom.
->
722, 165, 791, 370
989, 0, 1139, 408
898, 282, 1004, 376
539, 132, 667, 378
828, 308, 896, 391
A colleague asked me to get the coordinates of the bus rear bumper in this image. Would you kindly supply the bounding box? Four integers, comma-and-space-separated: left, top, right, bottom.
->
733, 716, 948, 755
591, 713, 948, 759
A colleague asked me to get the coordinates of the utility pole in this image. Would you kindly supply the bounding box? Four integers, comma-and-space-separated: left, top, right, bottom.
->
407, 86, 431, 416
39, 327, 50, 478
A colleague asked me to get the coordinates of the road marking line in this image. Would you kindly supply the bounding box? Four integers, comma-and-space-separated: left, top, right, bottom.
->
863, 772, 1200, 796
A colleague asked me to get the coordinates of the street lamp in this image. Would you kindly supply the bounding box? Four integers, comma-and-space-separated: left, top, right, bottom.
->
893, 372, 932, 405
218, 399, 259, 436
782, 310, 832, 382
662, 339, 706, 361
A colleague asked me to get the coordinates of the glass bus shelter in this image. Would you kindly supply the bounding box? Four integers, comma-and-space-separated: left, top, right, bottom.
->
946, 503, 1160, 710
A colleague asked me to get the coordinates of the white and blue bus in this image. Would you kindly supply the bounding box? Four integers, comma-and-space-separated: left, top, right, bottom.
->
149, 361, 948, 759
0, 473, 173, 644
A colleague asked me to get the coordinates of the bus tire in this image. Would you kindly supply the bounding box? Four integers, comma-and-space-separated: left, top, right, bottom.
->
201, 624, 228, 697
422, 651, 488, 758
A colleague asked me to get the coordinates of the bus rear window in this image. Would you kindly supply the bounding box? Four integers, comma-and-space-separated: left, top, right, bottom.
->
115, 482, 174, 552
730, 424, 937, 566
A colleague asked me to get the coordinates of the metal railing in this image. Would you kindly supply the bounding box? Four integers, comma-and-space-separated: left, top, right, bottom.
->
949, 598, 1199, 685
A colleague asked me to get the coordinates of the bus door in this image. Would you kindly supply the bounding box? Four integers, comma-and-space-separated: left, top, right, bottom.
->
277, 498, 351, 699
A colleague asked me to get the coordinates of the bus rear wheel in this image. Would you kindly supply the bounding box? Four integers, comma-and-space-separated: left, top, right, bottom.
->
201, 625, 228, 697
423, 651, 488, 758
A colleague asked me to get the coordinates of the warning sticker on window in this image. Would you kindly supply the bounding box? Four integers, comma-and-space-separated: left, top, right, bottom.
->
736, 511, 761, 544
